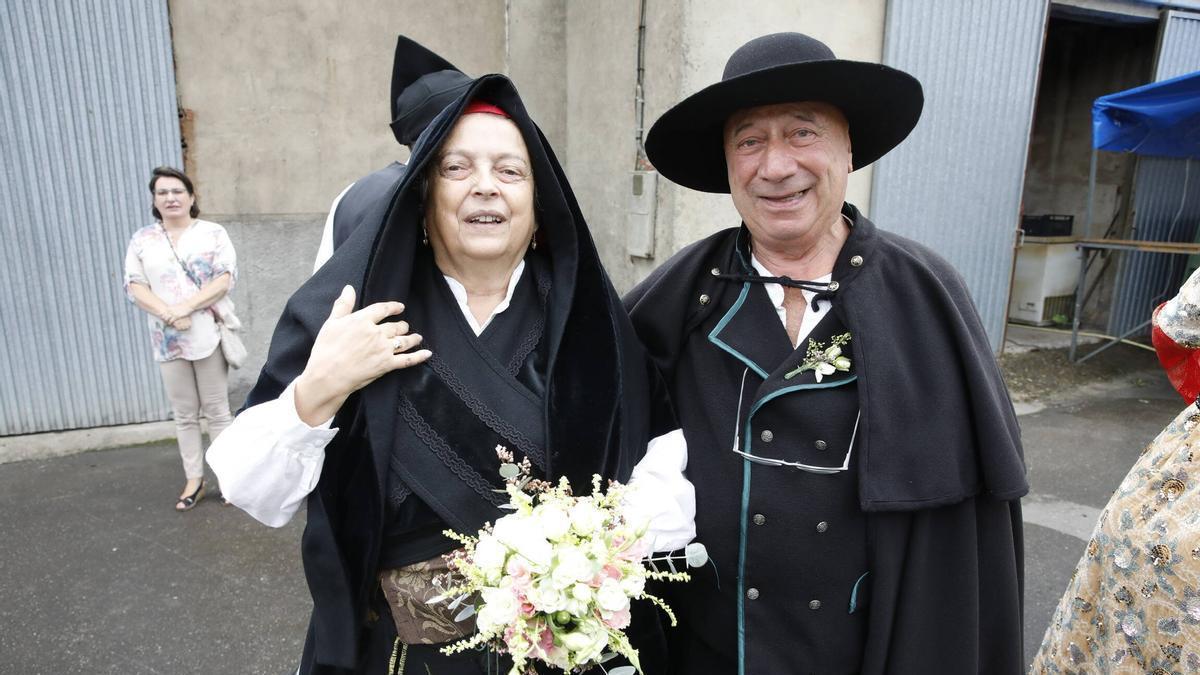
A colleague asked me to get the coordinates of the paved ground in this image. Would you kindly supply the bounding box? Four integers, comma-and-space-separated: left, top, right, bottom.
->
0, 339, 1181, 673
1019, 370, 1178, 662
0, 444, 309, 674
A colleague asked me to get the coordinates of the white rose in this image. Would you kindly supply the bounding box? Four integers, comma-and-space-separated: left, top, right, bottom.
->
619, 571, 645, 598
493, 514, 553, 572
536, 504, 571, 541
563, 597, 588, 617
559, 620, 609, 663
571, 582, 594, 604
472, 534, 508, 580
569, 501, 607, 535
551, 547, 595, 589
586, 538, 609, 562
596, 579, 630, 613
529, 580, 567, 613
476, 586, 519, 634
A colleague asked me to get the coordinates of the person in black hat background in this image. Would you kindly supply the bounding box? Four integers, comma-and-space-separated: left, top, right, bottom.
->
625, 32, 1028, 673
312, 36, 472, 272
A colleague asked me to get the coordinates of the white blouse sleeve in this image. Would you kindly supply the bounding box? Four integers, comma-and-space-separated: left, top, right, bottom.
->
624, 429, 697, 552
122, 234, 148, 301
206, 382, 338, 527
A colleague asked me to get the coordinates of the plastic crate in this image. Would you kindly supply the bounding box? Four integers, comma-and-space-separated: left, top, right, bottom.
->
1022, 214, 1074, 238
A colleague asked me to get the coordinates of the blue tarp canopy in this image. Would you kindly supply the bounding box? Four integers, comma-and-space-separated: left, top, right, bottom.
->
1092, 69, 1200, 159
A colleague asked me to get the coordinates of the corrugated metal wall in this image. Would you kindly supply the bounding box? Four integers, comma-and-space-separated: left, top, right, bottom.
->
0, 1, 181, 435
870, 0, 1050, 352
1108, 10, 1200, 337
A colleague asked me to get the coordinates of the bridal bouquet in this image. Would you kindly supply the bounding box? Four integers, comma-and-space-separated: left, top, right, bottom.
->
431, 448, 706, 675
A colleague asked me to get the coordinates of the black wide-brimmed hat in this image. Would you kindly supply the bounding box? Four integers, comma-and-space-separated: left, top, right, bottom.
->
645, 32, 924, 193
389, 36, 473, 146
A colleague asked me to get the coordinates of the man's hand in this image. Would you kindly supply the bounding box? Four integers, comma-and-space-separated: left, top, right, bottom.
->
294, 285, 432, 426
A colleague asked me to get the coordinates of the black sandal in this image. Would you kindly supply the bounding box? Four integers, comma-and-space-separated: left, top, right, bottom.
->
175, 479, 206, 511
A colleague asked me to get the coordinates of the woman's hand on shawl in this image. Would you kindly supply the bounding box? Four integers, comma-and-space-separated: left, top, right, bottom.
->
293, 285, 431, 426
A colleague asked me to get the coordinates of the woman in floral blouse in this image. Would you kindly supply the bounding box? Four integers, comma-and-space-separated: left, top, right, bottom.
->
124, 166, 237, 511
1032, 267, 1200, 673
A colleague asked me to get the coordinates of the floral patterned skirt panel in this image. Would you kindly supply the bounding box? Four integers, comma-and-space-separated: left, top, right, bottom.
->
380, 553, 476, 645
1031, 403, 1200, 674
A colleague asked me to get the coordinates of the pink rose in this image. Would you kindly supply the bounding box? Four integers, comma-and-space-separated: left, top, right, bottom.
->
506, 557, 532, 582
602, 608, 631, 629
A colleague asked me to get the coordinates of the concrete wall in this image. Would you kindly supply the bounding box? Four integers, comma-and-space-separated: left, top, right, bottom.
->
167, 1, 510, 403
566, 0, 887, 291
564, 0, 650, 291
508, 0, 569, 154
168, 1, 890, 401
169, 1, 509, 215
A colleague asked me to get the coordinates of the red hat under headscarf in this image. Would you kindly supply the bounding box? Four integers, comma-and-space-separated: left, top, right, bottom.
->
463, 100, 509, 118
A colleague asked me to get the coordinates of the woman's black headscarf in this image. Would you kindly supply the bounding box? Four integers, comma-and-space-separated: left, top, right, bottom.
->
243, 75, 654, 668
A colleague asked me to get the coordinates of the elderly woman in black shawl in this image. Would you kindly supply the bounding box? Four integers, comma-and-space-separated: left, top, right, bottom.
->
208, 72, 683, 674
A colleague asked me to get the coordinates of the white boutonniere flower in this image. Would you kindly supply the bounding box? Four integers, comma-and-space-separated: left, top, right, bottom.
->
786, 332, 853, 382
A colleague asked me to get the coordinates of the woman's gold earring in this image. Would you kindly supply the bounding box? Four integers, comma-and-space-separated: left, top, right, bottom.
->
530, 233, 537, 250
422, 226, 429, 246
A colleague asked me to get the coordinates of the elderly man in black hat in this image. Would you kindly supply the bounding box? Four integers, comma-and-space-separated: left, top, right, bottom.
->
312, 36, 472, 271
626, 33, 1028, 674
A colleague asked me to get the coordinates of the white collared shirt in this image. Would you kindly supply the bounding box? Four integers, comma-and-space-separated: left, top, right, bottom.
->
442, 260, 524, 335
750, 254, 834, 347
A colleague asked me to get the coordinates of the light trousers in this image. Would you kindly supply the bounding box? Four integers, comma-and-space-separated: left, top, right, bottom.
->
158, 349, 233, 479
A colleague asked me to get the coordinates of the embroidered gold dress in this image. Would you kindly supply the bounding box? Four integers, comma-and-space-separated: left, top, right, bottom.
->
1032, 270, 1200, 674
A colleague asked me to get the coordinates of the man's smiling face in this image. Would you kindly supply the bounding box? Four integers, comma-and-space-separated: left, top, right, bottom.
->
723, 101, 853, 251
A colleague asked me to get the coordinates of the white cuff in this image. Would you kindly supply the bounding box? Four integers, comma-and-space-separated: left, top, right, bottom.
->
206, 381, 338, 527
625, 429, 697, 552
277, 382, 338, 455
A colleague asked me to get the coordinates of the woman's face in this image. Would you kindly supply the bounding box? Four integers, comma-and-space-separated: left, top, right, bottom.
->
153, 176, 194, 221
426, 113, 535, 271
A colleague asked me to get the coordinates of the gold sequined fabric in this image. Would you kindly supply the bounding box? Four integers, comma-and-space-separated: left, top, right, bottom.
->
1031, 404, 1200, 673
379, 554, 476, 645
1158, 268, 1200, 349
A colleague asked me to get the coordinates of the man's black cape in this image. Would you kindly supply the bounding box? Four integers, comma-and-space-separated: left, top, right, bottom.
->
625, 205, 1029, 673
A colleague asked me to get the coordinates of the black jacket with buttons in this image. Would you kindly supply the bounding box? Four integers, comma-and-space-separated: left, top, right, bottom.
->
330, 161, 408, 251
625, 203, 1028, 674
